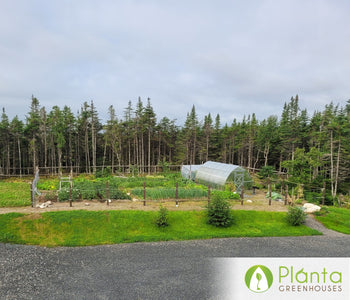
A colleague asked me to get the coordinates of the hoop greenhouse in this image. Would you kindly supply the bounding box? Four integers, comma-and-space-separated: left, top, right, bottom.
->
181, 161, 252, 191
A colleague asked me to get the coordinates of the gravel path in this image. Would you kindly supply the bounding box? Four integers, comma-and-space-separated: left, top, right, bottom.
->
304, 214, 347, 237
0, 233, 349, 300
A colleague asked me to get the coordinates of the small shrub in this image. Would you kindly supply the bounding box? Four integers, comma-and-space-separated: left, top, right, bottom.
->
207, 193, 233, 227
155, 205, 169, 227
286, 206, 306, 226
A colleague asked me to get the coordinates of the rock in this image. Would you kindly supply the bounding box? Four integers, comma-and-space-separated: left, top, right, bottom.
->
246, 200, 253, 203
303, 203, 321, 213
38, 201, 53, 209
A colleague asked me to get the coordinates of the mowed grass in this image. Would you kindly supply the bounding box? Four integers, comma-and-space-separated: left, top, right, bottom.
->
0, 210, 321, 247
315, 207, 350, 234
0, 182, 31, 207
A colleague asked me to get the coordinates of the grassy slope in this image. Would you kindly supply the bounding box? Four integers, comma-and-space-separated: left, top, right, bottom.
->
0, 210, 320, 247
0, 182, 31, 207
315, 207, 350, 234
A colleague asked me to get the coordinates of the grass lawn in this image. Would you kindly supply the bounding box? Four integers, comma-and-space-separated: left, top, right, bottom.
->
315, 207, 350, 234
0, 182, 31, 207
0, 210, 321, 247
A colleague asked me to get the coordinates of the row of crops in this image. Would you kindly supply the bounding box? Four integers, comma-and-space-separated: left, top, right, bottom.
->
36, 174, 237, 202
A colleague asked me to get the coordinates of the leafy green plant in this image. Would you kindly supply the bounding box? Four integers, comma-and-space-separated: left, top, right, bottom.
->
57, 188, 80, 201
211, 190, 240, 200
74, 181, 96, 199
36, 179, 59, 191
225, 182, 236, 192
45, 191, 57, 201
286, 206, 306, 226
207, 193, 233, 227
155, 205, 169, 227
131, 187, 207, 200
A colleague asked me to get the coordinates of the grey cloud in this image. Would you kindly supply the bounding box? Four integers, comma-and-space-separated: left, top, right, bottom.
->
0, 0, 350, 124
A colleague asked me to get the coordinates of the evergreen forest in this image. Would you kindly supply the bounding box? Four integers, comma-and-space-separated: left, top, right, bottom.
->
1, 94, 350, 197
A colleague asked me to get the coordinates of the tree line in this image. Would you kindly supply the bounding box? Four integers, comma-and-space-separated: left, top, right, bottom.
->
0, 95, 350, 195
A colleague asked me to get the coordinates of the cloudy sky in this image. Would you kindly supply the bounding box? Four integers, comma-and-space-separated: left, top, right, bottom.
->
1, 0, 350, 125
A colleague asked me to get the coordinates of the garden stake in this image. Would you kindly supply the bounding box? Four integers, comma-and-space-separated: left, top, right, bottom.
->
285, 184, 288, 205
322, 181, 325, 205
69, 185, 72, 207
143, 181, 146, 206
208, 185, 211, 205
176, 182, 178, 206
30, 183, 34, 208
106, 181, 109, 206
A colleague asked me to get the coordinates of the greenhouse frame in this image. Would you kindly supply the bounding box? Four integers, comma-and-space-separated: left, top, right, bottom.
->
181, 161, 251, 191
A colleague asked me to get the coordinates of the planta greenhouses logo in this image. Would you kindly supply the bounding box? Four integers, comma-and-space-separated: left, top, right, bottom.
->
245, 265, 273, 293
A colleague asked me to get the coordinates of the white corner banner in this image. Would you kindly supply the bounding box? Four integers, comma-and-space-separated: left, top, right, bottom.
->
213, 258, 349, 300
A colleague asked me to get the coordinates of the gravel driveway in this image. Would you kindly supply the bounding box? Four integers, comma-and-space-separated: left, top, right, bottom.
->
1, 226, 349, 300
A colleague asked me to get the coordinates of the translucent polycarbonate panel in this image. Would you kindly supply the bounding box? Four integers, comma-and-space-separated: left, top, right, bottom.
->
195, 161, 246, 189
181, 165, 201, 181
195, 166, 228, 187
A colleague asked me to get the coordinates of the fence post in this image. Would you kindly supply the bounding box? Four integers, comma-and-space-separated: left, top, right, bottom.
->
285, 184, 288, 205
143, 181, 146, 206
30, 182, 34, 208
240, 186, 244, 205
322, 181, 325, 205
176, 182, 178, 206
208, 185, 211, 205
268, 179, 272, 206
69, 185, 72, 207
106, 181, 110, 206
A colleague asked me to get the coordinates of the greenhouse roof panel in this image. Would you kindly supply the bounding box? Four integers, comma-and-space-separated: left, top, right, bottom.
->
194, 161, 247, 188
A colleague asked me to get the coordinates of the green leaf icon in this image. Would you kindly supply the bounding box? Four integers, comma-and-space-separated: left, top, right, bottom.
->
245, 265, 273, 293
256, 273, 262, 290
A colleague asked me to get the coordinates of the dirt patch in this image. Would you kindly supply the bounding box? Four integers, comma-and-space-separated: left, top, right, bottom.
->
19, 213, 43, 220
0, 190, 289, 214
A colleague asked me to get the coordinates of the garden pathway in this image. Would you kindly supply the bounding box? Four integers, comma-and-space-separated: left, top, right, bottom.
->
304, 214, 346, 237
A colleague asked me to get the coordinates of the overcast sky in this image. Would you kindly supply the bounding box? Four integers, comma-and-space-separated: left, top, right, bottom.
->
1, 0, 350, 125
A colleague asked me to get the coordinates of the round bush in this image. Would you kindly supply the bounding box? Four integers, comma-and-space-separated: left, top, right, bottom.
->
207, 193, 233, 227
155, 205, 169, 227
286, 206, 306, 226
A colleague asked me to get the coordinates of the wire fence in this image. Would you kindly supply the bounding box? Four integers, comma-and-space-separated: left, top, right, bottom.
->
0, 165, 183, 177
